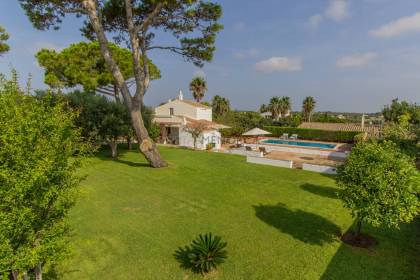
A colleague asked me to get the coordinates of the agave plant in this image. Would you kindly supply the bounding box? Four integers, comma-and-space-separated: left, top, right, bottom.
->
187, 233, 228, 274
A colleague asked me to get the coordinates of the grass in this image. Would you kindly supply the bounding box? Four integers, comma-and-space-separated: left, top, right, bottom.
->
52, 146, 419, 279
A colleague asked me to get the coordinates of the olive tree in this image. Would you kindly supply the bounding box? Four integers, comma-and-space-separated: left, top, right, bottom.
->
336, 141, 420, 238
0, 75, 86, 280
19, 0, 223, 168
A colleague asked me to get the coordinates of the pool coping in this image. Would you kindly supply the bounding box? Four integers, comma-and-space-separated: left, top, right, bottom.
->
258, 137, 346, 152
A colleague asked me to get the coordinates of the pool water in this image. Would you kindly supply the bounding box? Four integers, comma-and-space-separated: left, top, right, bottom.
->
262, 139, 337, 149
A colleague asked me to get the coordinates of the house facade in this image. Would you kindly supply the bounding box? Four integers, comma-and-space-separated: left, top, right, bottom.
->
153, 91, 228, 150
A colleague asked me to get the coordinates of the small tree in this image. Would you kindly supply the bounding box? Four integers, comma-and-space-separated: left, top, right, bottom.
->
0, 75, 86, 279
184, 121, 209, 149
336, 141, 420, 240
189, 77, 207, 103
302, 96, 316, 122
67, 91, 131, 158
0, 26, 9, 56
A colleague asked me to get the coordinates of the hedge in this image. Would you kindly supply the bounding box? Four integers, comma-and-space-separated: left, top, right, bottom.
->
263, 126, 359, 143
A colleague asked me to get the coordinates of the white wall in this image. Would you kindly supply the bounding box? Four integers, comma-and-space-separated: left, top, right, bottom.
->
246, 156, 293, 169
302, 163, 338, 175
178, 128, 221, 150
155, 100, 197, 119
196, 108, 212, 121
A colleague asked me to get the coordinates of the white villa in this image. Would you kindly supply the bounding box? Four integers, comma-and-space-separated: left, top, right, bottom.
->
153, 91, 228, 150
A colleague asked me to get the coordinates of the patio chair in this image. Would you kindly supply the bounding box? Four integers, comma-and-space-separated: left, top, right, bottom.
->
280, 133, 289, 139
290, 134, 298, 140
245, 146, 253, 151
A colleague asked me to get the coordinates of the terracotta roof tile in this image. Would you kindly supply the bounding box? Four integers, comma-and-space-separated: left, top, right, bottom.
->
299, 122, 381, 136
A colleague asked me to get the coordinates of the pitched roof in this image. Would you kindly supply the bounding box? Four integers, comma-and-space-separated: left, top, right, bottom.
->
179, 99, 210, 109
299, 122, 381, 136
153, 116, 229, 130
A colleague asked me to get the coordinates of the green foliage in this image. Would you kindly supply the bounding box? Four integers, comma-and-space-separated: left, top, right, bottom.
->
216, 111, 270, 137
148, 122, 161, 142
189, 76, 207, 102
381, 99, 420, 160
302, 96, 316, 122
262, 96, 291, 120
264, 126, 359, 143
382, 98, 420, 125
272, 114, 302, 127
0, 75, 86, 278
187, 233, 227, 274
212, 95, 230, 118
19, 0, 223, 67
0, 26, 9, 56
336, 141, 420, 231
36, 41, 160, 91
66, 91, 130, 157
312, 112, 347, 123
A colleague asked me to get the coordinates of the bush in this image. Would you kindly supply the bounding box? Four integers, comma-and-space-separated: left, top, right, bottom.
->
336, 141, 420, 238
263, 126, 359, 143
186, 233, 227, 274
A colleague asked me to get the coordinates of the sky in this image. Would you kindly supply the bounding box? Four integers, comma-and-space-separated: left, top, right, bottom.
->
1, 0, 420, 113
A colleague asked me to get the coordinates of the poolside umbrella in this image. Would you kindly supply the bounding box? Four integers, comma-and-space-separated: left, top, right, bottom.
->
242, 128, 271, 149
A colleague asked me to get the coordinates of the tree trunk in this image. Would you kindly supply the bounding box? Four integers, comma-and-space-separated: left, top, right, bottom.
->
113, 84, 121, 103
110, 141, 118, 158
35, 263, 42, 280
82, 0, 167, 168
355, 219, 362, 237
9, 270, 18, 280
127, 136, 132, 150
130, 105, 167, 167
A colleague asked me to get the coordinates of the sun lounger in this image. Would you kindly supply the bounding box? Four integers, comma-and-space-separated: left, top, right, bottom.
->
290, 134, 298, 140
281, 133, 289, 139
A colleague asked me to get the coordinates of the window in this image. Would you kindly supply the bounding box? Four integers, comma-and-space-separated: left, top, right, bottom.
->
169, 108, 174, 116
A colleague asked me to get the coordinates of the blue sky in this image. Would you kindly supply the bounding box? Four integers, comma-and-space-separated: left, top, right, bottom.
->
1, 0, 420, 112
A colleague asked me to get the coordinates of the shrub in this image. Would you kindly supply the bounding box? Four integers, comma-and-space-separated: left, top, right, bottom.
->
187, 233, 227, 274
264, 126, 359, 143
336, 141, 420, 239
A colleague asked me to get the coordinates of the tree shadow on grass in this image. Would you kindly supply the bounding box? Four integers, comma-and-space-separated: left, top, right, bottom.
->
300, 183, 341, 199
320, 219, 420, 279
253, 203, 341, 246
95, 146, 151, 168
173, 246, 200, 274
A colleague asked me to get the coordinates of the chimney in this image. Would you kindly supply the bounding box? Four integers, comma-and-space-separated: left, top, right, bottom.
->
178, 90, 184, 101
361, 114, 365, 130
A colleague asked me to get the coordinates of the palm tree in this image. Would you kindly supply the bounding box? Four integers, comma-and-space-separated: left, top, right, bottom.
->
212, 95, 230, 117
302, 96, 316, 122
268, 97, 282, 120
259, 104, 268, 113
189, 77, 207, 102
280, 96, 291, 118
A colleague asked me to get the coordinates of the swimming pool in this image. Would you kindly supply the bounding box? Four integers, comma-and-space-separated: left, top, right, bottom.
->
262, 139, 337, 149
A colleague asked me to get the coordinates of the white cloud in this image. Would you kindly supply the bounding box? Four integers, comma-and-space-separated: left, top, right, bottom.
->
193, 69, 206, 78
306, 0, 349, 29
325, 0, 349, 22
307, 14, 323, 29
370, 12, 420, 38
233, 48, 259, 60
233, 21, 246, 32
255, 57, 302, 73
336, 52, 378, 68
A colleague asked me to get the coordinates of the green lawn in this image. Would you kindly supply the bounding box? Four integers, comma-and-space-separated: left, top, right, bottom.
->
52, 147, 419, 280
